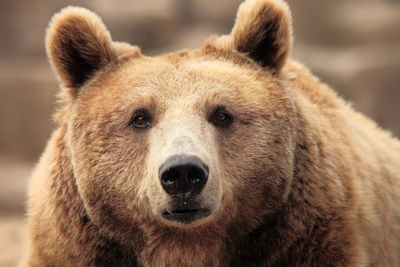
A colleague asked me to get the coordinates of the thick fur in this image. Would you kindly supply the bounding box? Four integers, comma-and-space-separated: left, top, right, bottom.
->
23, 0, 400, 266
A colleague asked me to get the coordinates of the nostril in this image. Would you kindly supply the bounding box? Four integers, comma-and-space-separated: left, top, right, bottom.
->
160, 168, 180, 195
161, 168, 179, 186
159, 155, 209, 197
187, 166, 205, 184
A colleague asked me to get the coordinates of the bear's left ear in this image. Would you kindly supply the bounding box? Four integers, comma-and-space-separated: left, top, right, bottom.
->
230, 0, 292, 72
46, 7, 117, 97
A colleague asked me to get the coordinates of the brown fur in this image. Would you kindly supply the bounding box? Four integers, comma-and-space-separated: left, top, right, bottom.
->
22, 0, 400, 266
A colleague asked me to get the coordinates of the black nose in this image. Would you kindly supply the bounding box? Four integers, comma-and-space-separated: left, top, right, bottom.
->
159, 155, 209, 198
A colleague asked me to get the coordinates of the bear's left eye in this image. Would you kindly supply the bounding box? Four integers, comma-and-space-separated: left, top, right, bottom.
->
130, 109, 152, 130
209, 106, 233, 128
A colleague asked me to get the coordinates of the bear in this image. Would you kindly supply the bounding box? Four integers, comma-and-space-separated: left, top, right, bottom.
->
22, 0, 400, 266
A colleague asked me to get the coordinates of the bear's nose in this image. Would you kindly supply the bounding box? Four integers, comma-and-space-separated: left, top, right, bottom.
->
159, 155, 208, 198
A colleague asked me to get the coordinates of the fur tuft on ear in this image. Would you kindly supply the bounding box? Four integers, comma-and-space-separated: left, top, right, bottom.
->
231, 0, 292, 72
46, 6, 117, 96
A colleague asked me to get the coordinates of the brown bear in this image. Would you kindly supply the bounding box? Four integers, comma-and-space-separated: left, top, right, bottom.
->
22, 0, 400, 266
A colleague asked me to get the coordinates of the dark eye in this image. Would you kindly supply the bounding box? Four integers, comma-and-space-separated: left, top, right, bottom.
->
130, 109, 152, 129
209, 106, 233, 127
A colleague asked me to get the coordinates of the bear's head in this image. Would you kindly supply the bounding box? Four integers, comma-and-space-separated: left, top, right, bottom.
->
46, 0, 297, 240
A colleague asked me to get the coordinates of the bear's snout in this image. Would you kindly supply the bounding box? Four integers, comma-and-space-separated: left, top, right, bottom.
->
158, 154, 211, 224
159, 154, 209, 198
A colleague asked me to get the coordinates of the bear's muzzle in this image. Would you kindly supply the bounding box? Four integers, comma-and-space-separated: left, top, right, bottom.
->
159, 154, 211, 223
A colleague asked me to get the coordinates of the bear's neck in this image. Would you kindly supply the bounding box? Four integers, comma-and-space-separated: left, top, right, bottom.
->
137, 226, 229, 266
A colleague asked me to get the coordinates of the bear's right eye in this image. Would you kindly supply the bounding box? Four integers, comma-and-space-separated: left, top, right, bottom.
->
130, 109, 152, 130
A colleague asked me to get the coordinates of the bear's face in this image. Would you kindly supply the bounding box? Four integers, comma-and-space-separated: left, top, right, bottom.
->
69, 56, 297, 232
46, 0, 297, 237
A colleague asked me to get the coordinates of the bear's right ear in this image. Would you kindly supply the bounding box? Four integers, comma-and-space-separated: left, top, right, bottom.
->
46, 7, 117, 97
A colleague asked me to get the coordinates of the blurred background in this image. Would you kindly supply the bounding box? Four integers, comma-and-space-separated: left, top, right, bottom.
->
0, 0, 399, 265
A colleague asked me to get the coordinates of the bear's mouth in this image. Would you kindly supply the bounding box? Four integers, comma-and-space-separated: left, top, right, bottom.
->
162, 208, 210, 224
